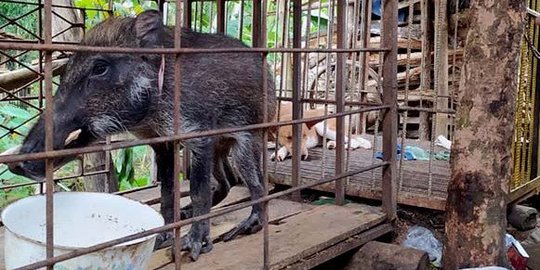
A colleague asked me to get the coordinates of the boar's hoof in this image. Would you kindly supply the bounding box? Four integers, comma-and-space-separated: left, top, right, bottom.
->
218, 212, 263, 242
154, 231, 174, 250
180, 226, 213, 261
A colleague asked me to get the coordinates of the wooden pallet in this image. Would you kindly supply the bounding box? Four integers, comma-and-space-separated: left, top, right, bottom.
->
267, 134, 451, 211
0, 186, 391, 270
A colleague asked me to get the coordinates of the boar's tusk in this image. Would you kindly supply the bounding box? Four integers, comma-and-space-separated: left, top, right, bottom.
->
0, 145, 21, 156
65, 129, 82, 146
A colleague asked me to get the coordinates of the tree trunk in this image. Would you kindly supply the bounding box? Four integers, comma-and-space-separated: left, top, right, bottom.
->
443, 0, 525, 268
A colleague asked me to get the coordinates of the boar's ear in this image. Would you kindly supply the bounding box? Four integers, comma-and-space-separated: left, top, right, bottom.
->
135, 10, 164, 48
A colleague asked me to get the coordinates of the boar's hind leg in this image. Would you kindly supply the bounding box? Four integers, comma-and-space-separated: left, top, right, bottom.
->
218, 132, 264, 242
180, 136, 214, 261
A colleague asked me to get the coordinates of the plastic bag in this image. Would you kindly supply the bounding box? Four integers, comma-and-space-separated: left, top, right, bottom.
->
403, 225, 442, 267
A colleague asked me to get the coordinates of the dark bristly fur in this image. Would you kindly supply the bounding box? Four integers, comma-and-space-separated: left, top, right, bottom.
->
7, 10, 276, 261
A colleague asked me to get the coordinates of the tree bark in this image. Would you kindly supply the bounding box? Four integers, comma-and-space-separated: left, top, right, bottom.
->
443, 0, 526, 268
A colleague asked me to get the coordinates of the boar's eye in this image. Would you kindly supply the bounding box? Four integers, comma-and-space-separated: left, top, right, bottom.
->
91, 61, 109, 77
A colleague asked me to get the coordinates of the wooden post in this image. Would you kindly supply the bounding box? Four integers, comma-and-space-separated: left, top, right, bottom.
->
433, 0, 449, 139
443, 0, 526, 267
419, 0, 433, 141
381, 0, 398, 219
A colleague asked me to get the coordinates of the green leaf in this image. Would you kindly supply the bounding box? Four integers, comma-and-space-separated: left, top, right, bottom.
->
134, 177, 148, 187
0, 104, 32, 119
119, 179, 132, 191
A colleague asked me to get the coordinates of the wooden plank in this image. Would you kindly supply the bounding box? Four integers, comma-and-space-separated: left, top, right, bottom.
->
509, 176, 540, 204
420, 0, 434, 141
159, 203, 386, 269
122, 181, 189, 205
267, 135, 451, 211
433, 0, 449, 138
150, 199, 315, 269
285, 223, 394, 270
123, 182, 258, 209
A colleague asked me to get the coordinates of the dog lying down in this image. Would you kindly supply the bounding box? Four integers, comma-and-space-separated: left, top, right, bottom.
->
270, 102, 372, 161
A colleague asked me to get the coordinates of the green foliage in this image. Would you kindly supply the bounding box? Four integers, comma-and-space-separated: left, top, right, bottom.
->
114, 146, 151, 191
74, 0, 157, 28
0, 1, 40, 70
0, 102, 38, 207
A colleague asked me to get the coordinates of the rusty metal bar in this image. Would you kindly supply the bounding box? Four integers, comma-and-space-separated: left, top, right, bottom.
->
159, 0, 165, 13
0, 0, 111, 11
252, 0, 262, 47
13, 162, 388, 270
217, 0, 226, 33
260, 0, 270, 267
173, 0, 184, 268
291, 0, 302, 201
238, 0, 245, 40
185, 0, 192, 29
37, 0, 45, 196
0, 106, 390, 165
334, 0, 347, 206
381, 0, 398, 219
43, 0, 55, 268
0, 42, 390, 53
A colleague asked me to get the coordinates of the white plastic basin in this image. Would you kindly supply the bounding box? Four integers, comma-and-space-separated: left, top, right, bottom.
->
2, 192, 164, 270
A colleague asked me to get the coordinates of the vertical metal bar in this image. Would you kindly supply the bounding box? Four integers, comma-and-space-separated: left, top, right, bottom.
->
217, 0, 226, 33
252, 0, 262, 47
159, 0, 165, 13
334, 0, 347, 205
381, 0, 398, 219
185, 0, 192, 29
291, 0, 302, 201
239, 0, 245, 40
38, 0, 45, 195
260, 2, 270, 267
43, 0, 55, 268
182, 0, 192, 214
173, 1, 184, 269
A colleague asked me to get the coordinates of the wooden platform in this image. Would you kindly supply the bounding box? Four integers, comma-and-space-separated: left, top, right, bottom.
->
268, 135, 451, 211
0, 185, 392, 270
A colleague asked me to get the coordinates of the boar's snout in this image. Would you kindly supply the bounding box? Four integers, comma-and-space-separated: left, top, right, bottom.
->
7, 161, 38, 180
4, 117, 90, 181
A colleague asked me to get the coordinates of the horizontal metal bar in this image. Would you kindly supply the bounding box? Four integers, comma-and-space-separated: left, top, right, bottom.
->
0, 42, 391, 54
398, 105, 456, 114
13, 162, 388, 270
0, 106, 390, 164
0, 40, 80, 46
277, 96, 384, 107
0, 0, 112, 12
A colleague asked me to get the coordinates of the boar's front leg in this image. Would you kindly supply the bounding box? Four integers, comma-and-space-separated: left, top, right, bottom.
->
152, 139, 214, 260
180, 137, 214, 260
152, 142, 176, 250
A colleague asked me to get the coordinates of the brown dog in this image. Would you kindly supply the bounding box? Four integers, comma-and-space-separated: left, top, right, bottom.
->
270, 102, 372, 161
